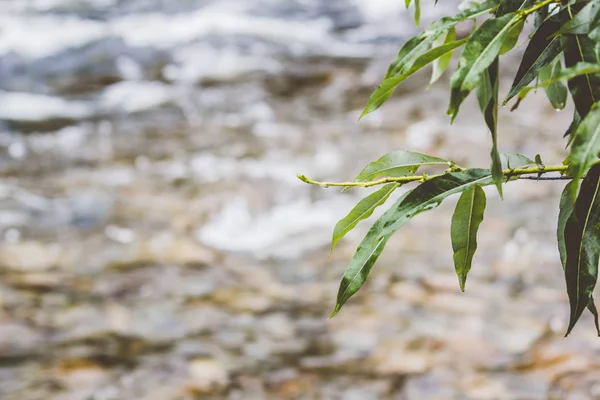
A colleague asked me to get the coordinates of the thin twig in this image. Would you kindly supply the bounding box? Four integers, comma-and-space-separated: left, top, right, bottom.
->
298, 165, 569, 188
517, 176, 571, 181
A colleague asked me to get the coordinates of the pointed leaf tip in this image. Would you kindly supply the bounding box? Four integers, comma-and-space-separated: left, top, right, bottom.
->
564, 164, 600, 335
333, 169, 494, 314
329, 306, 341, 319
451, 185, 487, 293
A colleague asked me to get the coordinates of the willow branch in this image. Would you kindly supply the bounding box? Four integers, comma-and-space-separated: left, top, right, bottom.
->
297, 165, 569, 188
518, 0, 560, 16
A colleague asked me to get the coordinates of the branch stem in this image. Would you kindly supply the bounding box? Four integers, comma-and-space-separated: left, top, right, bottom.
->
518, 0, 560, 17
297, 165, 568, 188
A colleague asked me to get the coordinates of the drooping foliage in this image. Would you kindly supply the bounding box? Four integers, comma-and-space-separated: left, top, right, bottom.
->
299, 0, 600, 335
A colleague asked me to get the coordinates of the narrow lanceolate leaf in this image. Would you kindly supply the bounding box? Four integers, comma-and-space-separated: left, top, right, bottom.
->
539, 58, 568, 110
500, 152, 535, 169
495, 0, 531, 16
558, 180, 600, 336
562, 33, 600, 117
414, 0, 421, 27
477, 58, 503, 197
353, 151, 449, 182
386, 36, 434, 80
430, 27, 456, 85
564, 109, 582, 149
564, 163, 600, 336
516, 62, 600, 101
331, 169, 494, 317
424, 0, 500, 36
556, 0, 600, 35
566, 102, 600, 183
331, 183, 399, 252
363, 37, 469, 116
451, 185, 486, 291
505, 11, 564, 104
448, 13, 522, 121
558, 180, 580, 268
533, 4, 549, 31
588, 297, 600, 336
500, 18, 525, 54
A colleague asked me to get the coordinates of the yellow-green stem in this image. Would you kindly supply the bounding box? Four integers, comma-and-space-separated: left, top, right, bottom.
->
297, 164, 568, 188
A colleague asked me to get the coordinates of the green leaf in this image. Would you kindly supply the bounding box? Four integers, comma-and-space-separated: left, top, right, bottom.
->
414, 0, 421, 27
564, 109, 582, 149
556, 0, 600, 35
425, 0, 501, 36
588, 296, 600, 336
505, 12, 564, 104
353, 151, 449, 182
495, 0, 531, 16
451, 185, 487, 291
558, 179, 600, 336
448, 13, 522, 121
590, 25, 600, 41
516, 62, 600, 101
331, 169, 494, 317
533, 4, 549, 31
566, 102, 600, 183
430, 27, 457, 85
500, 18, 525, 54
477, 58, 503, 197
561, 33, 600, 117
500, 152, 535, 169
331, 183, 399, 252
385, 36, 431, 79
362, 36, 469, 116
539, 58, 569, 110
558, 180, 579, 268
564, 163, 600, 336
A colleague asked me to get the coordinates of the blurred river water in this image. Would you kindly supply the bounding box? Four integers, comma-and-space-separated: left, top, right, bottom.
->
1, 0, 600, 399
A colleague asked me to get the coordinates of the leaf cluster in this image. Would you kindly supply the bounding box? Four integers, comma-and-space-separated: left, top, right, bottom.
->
301, 0, 600, 336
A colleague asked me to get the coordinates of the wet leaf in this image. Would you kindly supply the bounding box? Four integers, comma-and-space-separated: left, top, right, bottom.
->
505, 12, 564, 104
451, 185, 486, 291
430, 27, 457, 85
353, 151, 449, 183
564, 163, 600, 335
331, 169, 494, 317
516, 62, 600, 101
449, 13, 521, 121
566, 102, 600, 183
539, 58, 568, 110
331, 184, 399, 252
363, 37, 469, 116
477, 58, 503, 197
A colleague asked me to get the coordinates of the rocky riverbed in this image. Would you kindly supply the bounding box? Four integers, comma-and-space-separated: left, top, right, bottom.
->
1, 0, 600, 399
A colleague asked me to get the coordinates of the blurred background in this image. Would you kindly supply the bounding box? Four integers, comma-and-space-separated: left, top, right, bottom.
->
1, 0, 600, 399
